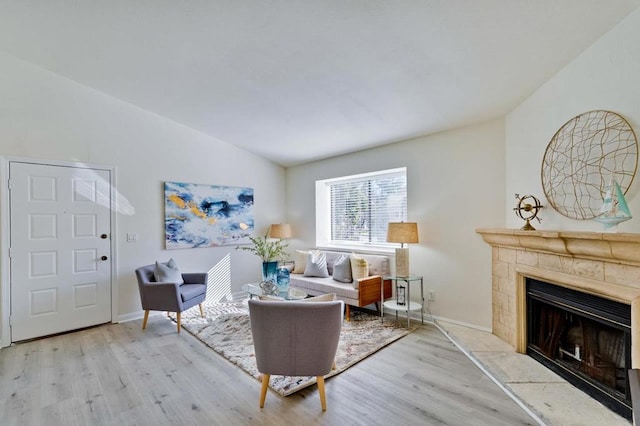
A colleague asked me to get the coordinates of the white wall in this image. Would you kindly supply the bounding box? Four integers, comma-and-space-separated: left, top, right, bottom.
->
0, 52, 286, 329
287, 120, 505, 329
506, 8, 640, 232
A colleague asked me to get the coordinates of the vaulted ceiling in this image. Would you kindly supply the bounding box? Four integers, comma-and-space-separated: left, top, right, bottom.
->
1, 1, 638, 166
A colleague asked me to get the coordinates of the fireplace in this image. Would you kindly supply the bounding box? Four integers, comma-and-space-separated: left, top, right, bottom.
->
477, 228, 640, 419
526, 278, 632, 419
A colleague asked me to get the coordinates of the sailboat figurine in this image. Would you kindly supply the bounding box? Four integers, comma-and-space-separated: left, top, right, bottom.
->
593, 174, 632, 231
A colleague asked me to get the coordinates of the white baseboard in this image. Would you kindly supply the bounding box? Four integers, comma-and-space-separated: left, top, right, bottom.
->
382, 306, 492, 333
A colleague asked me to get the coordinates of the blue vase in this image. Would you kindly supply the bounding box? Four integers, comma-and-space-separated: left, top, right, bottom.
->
262, 261, 278, 284
277, 267, 290, 295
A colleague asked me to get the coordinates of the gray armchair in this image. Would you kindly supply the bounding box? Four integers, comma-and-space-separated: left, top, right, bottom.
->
248, 299, 343, 410
135, 264, 208, 333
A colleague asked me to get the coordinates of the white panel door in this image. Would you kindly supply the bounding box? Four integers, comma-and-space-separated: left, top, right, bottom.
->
10, 162, 112, 341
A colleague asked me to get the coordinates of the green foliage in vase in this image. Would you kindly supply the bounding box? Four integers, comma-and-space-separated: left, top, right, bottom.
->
236, 230, 289, 262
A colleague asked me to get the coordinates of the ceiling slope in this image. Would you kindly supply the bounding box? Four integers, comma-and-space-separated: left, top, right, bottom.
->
1, 1, 638, 166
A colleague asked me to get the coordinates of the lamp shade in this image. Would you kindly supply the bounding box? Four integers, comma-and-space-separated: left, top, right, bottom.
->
269, 223, 292, 239
386, 222, 419, 244
387, 222, 419, 277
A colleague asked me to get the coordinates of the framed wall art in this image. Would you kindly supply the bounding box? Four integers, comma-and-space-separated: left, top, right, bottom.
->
164, 181, 254, 249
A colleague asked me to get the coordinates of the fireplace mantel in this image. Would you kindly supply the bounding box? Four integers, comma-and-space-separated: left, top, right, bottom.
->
476, 228, 640, 266
476, 227, 640, 367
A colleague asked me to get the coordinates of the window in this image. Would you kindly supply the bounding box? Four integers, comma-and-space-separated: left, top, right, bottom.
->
316, 167, 407, 251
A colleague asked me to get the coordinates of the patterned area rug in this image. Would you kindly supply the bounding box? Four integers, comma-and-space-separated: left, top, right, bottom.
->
173, 302, 416, 396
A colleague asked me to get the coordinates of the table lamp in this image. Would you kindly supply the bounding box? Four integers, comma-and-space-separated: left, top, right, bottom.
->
386, 222, 419, 277
269, 223, 292, 239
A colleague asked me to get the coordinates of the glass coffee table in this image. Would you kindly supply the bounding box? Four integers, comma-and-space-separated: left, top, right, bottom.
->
241, 283, 307, 300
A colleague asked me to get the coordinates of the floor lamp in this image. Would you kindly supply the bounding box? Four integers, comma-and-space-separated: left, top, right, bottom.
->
386, 222, 419, 277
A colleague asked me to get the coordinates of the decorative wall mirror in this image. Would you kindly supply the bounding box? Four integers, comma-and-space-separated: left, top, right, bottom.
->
541, 110, 638, 220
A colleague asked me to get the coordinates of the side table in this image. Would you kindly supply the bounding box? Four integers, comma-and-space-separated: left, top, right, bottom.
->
381, 275, 424, 327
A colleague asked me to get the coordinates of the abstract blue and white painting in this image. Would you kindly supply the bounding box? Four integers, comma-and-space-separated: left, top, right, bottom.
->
165, 181, 254, 249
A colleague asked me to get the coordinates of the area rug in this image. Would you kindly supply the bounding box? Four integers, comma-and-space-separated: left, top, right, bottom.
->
172, 302, 417, 396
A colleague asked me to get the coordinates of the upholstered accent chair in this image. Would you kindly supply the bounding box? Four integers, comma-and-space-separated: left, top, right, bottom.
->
135, 264, 208, 333
248, 299, 343, 410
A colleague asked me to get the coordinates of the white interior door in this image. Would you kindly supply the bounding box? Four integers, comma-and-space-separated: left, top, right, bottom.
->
9, 162, 112, 341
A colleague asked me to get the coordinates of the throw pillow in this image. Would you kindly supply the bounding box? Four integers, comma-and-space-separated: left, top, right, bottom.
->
154, 258, 184, 284
350, 253, 369, 280
332, 254, 353, 283
303, 250, 329, 278
293, 250, 310, 274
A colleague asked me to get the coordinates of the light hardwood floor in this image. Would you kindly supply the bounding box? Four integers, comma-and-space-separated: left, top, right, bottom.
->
0, 313, 537, 425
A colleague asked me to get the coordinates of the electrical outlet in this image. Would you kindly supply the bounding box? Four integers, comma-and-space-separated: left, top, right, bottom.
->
428, 290, 436, 301
126, 233, 139, 242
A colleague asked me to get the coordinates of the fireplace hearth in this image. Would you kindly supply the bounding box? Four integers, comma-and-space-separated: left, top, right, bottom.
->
477, 228, 640, 421
526, 278, 631, 420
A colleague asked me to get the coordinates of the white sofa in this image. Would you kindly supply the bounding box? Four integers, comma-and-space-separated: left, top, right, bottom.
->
289, 250, 392, 319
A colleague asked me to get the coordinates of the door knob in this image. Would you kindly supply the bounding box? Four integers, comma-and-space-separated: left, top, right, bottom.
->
101, 256, 108, 261
101, 234, 108, 239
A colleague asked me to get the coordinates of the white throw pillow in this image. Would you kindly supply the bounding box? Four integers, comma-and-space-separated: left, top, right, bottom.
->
304, 250, 329, 278
350, 253, 369, 280
293, 250, 310, 274
154, 258, 184, 284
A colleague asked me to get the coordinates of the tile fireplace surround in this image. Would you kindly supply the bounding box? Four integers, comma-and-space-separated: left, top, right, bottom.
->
476, 228, 640, 367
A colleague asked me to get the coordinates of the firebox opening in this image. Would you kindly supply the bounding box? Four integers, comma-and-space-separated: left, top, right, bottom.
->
526, 278, 632, 421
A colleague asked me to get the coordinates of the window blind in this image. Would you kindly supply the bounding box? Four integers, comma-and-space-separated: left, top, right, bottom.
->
328, 169, 407, 246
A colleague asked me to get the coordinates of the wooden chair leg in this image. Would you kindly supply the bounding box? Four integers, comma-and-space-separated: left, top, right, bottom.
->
199, 303, 204, 317
317, 376, 327, 411
260, 374, 270, 408
345, 305, 351, 321
142, 310, 150, 330
176, 312, 181, 333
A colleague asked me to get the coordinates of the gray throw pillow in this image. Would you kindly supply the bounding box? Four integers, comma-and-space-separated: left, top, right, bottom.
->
154, 258, 184, 284
332, 254, 353, 283
303, 250, 329, 278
